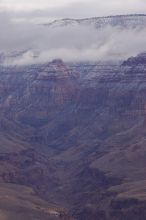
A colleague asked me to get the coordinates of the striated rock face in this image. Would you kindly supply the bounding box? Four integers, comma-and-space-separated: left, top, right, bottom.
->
1, 54, 146, 219
122, 53, 146, 71
0, 59, 79, 128
32, 59, 79, 106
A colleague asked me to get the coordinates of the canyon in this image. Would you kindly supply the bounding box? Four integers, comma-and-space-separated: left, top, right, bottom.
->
0, 52, 146, 219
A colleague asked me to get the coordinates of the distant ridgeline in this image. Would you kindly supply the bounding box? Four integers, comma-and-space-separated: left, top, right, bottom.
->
45, 14, 146, 29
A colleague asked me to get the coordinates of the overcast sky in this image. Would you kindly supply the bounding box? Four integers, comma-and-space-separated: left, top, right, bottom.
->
0, 0, 146, 20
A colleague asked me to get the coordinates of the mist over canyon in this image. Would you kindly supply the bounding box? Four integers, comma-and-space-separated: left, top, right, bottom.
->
0, 9, 146, 220
1, 14, 146, 64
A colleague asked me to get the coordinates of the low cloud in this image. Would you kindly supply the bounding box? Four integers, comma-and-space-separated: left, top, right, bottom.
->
1, 12, 146, 65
